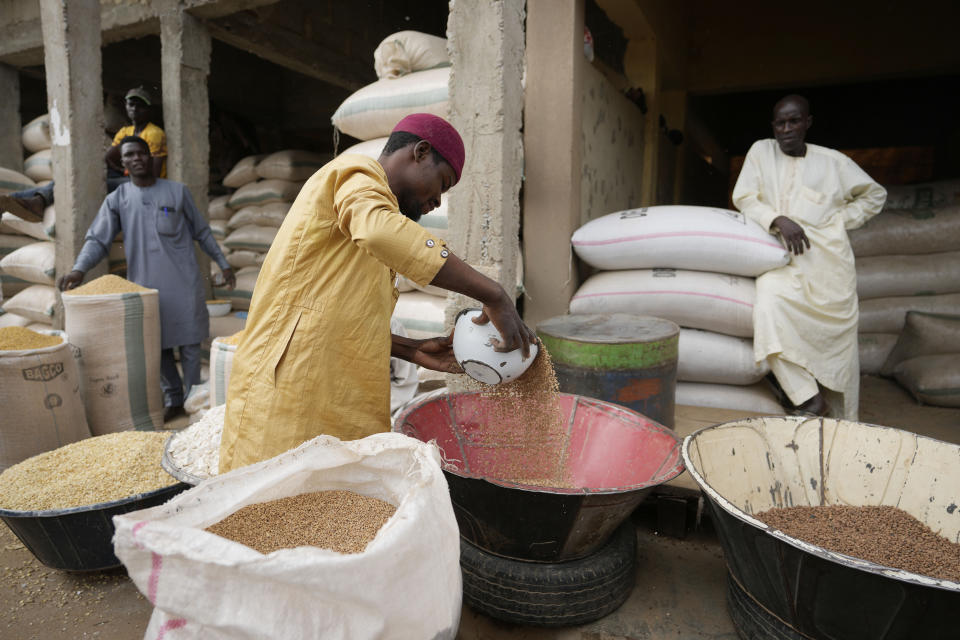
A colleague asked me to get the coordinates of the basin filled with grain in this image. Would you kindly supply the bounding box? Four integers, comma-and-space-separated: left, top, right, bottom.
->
393, 390, 684, 562
682, 416, 960, 640
0, 431, 187, 571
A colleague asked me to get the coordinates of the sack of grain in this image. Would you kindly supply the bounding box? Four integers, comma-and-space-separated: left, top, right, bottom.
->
570, 269, 755, 338
23, 149, 53, 182
858, 293, 960, 333
893, 355, 960, 407
209, 332, 242, 407
209, 220, 227, 241
227, 202, 290, 230
2, 284, 56, 323
0, 167, 34, 196
676, 381, 784, 414
222, 154, 265, 189
213, 268, 259, 311
208, 194, 233, 221
0, 234, 33, 259
255, 150, 331, 182
228, 179, 302, 209
880, 311, 960, 377
883, 178, 960, 211
848, 206, 960, 257
0, 275, 31, 298
21, 114, 52, 153
572, 206, 790, 277
224, 224, 278, 252
0, 328, 90, 471
0, 312, 31, 329
114, 433, 461, 640
678, 328, 768, 385
374, 31, 450, 80
0, 241, 55, 285
858, 333, 898, 375
62, 276, 163, 433
225, 249, 265, 270
184, 381, 210, 415
392, 291, 447, 340
856, 251, 960, 299
2, 204, 56, 241
342, 137, 388, 159
331, 67, 450, 141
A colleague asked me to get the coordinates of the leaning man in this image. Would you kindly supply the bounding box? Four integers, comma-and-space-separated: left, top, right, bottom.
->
58, 136, 236, 421
732, 95, 886, 419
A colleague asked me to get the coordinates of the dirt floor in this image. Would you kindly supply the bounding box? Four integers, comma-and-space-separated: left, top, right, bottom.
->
1, 374, 957, 640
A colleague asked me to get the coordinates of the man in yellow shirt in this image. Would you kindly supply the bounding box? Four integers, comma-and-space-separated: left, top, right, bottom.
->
219, 114, 535, 472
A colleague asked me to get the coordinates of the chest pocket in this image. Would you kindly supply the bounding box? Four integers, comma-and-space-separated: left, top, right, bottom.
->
796, 186, 832, 226
155, 204, 185, 237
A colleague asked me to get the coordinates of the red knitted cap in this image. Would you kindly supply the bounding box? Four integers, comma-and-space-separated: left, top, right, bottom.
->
392, 113, 465, 182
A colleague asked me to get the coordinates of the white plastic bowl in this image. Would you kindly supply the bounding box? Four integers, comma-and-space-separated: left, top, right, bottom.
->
206, 300, 232, 317
452, 308, 538, 385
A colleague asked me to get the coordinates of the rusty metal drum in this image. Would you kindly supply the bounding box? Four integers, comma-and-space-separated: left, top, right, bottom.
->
537, 313, 679, 427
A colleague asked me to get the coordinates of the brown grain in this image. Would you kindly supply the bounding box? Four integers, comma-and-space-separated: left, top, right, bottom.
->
0, 326, 62, 351
218, 330, 244, 346
205, 490, 396, 554
63, 275, 149, 296
756, 504, 960, 582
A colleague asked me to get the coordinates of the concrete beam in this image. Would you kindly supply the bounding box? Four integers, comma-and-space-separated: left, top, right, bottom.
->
522, 0, 584, 327
40, 0, 107, 325
0, 65, 23, 171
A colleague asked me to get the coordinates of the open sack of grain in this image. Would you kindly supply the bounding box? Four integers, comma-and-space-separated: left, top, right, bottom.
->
114, 432, 461, 640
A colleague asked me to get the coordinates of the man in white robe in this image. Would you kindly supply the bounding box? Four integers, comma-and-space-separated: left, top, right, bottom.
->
732, 95, 886, 419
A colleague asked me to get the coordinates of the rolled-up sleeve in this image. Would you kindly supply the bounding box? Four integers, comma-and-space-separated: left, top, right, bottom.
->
733, 142, 781, 231
333, 167, 448, 286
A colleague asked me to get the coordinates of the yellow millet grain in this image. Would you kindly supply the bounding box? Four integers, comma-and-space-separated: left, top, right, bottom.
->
218, 330, 244, 346
63, 274, 150, 296
0, 431, 175, 511
0, 326, 62, 351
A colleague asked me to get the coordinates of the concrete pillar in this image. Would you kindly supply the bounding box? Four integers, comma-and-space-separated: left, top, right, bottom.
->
445, 0, 526, 390
0, 64, 22, 171
522, 0, 584, 328
39, 0, 107, 327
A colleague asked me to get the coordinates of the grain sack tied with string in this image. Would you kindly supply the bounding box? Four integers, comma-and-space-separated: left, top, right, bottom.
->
209, 331, 243, 407
0, 328, 90, 471
62, 275, 163, 434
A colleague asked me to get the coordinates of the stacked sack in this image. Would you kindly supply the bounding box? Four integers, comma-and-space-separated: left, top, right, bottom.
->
1, 115, 58, 331
332, 31, 454, 355
570, 205, 791, 414
850, 178, 960, 404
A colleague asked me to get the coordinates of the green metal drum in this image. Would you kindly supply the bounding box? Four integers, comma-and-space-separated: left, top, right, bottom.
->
537, 313, 679, 427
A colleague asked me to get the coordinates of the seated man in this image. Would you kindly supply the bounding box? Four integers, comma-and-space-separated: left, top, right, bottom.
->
0, 87, 166, 223
732, 95, 886, 419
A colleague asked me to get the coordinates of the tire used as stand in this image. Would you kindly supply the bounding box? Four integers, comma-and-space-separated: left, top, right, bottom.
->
461, 521, 637, 627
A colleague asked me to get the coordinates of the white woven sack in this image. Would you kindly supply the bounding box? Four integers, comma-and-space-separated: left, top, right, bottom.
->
255, 150, 331, 182
2, 204, 56, 241
331, 67, 450, 141
0, 312, 31, 328
570, 269, 756, 338
225, 249, 265, 269
208, 195, 233, 221
2, 284, 56, 323
0, 167, 34, 195
856, 251, 960, 299
23, 149, 52, 182
224, 224, 278, 252
676, 381, 784, 415
209, 337, 238, 407
0, 330, 90, 471
21, 114, 52, 153
389, 318, 418, 412
849, 206, 960, 257
0, 234, 33, 259
222, 154, 265, 189
227, 202, 290, 230
228, 179, 302, 209
392, 291, 447, 340
62, 287, 163, 433
883, 179, 960, 211
678, 328, 768, 385
341, 137, 388, 159
572, 205, 789, 277
858, 333, 897, 376
858, 293, 960, 333
374, 30, 450, 80
213, 268, 259, 311
0, 241, 55, 285
113, 433, 462, 640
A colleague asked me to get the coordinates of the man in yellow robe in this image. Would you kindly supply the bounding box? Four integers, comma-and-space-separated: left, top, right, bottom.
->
733, 96, 886, 419
220, 114, 535, 472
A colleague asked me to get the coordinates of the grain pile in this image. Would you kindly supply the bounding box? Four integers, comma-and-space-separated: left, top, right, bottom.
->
206, 490, 396, 554
0, 326, 61, 350
757, 505, 960, 582
167, 404, 225, 479
62, 274, 149, 296
0, 431, 175, 511
465, 346, 572, 487
219, 330, 244, 346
